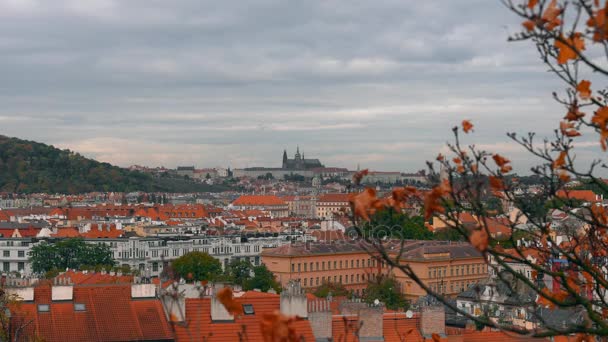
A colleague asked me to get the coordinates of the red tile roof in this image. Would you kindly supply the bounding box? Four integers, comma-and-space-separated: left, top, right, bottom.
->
172, 291, 315, 342
10, 284, 173, 342
556, 190, 601, 203
232, 195, 287, 206
317, 193, 351, 203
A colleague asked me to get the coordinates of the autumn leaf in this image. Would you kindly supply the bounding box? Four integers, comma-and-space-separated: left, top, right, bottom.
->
217, 287, 243, 316
555, 33, 585, 64
349, 187, 383, 221
260, 310, 303, 342
587, 5, 608, 42
564, 105, 585, 121
462, 120, 474, 133
591, 106, 608, 150
436, 153, 444, 161
432, 332, 441, 342
577, 80, 592, 99
492, 154, 510, 167
560, 121, 581, 137
553, 151, 567, 170
522, 20, 536, 31
528, 0, 538, 9
352, 169, 369, 185
424, 180, 451, 220
542, 0, 562, 30
469, 229, 489, 252
489, 176, 505, 191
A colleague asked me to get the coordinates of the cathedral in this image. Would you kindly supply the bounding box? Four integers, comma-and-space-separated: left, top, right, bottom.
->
282, 147, 324, 170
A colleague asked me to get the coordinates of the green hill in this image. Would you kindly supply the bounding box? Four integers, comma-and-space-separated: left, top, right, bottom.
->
0, 135, 228, 194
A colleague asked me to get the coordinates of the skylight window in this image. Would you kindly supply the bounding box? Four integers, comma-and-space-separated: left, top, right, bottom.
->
242, 304, 254, 315
38, 304, 50, 312
74, 303, 86, 311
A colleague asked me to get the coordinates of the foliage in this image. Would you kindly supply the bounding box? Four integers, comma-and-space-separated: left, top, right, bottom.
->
313, 281, 351, 298
361, 210, 433, 240
29, 238, 114, 274
364, 274, 408, 311
171, 251, 223, 282
243, 264, 281, 293
0, 135, 230, 193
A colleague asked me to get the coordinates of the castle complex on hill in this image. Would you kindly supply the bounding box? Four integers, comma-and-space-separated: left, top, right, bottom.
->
282, 147, 324, 170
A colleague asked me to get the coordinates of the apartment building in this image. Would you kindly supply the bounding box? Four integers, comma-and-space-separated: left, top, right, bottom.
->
0, 233, 302, 277
261, 242, 385, 296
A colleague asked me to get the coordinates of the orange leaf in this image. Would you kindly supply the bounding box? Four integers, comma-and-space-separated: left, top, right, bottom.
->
349, 187, 382, 221
528, 0, 538, 9
564, 105, 585, 121
522, 20, 536, 31
217, 287, 244, 316
542, 0, 563, 30
500, 165, 512, 174
436, 153, 444, 161
592, 106, 608, 150
587, 6, 608, 42
432, 333, 441, 342
577, 80, 592, 99
260, 310, 303, 342
492, 154, 510, 167
553, 151, 567, 169
352, 169, 369, 185
462, 120, 474, 133
469, 229, 489, 252
424, 180, 451, 220
489, 176, 505, 191
555, 33, 585, 64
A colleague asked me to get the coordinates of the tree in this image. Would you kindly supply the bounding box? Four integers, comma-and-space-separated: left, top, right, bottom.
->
346, 1, 608, 338
225, 259, 254, 286
171, 251, 223, 282
313, 281, 351, 299
243, 265, 281, 293
29, 238, 114, 274
364, 274, 408, 311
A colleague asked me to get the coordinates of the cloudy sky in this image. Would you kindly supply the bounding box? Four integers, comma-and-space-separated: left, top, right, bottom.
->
0, 0, 602, 173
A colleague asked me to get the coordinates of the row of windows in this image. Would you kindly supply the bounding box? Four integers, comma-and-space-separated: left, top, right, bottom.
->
292, 258, 376, 273
302, 272, 369, 287
2, 250, 26, 258
428, 263, 487, 278
2, 261, 25, 272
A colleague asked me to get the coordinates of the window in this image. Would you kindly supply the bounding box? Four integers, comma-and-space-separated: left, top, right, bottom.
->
350, 275, 354, 283
291, 264, 295, 272
351, 260, 353, 268
38, 304, 50, 312
356, 260, 359, 268
3, 262, 8, 272
304, 263, 307, 272
316, 277, 319, 286
242, 304, 255, 315
334, 261, 337, 269
2, 251, 8, 257
304, 278, 307, 286
152, 262, 158, 272
18, 251, 24, 258
17, 262, 24, 271
298, 263, 301, 272
316, 262, 319, 271
74, 303, 86, 311
322, 261, 325, 270
339, 261, 342, 269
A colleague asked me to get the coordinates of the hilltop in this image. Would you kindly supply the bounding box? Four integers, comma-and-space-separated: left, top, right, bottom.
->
0, 135, 227, 194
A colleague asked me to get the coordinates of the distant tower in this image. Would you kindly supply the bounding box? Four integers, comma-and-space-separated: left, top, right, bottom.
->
295, 146, 301, 160
282, 149, 288, 169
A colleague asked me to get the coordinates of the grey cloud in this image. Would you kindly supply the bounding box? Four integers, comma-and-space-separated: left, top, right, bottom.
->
0, 0, 598, 174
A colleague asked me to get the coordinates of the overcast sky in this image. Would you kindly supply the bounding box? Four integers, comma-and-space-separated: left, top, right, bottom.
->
0, 0, 602, 173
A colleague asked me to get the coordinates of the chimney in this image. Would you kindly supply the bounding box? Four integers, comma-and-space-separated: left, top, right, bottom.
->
420, 305, 445, 337
280, 280, 308, 318
308, 299, 332, 340
52, 284, 74, 301
339, 301, 384, 341
211, 283, 235, 321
